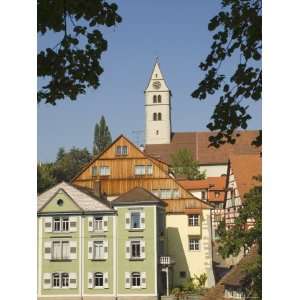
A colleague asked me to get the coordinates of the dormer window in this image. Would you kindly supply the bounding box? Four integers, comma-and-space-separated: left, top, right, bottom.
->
116, 146, 128, 156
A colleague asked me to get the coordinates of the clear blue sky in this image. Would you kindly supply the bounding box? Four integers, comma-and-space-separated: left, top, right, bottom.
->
38, 0, 261, 162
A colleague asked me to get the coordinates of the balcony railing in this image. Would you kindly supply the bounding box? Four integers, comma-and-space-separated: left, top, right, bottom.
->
160, 256, 175, 265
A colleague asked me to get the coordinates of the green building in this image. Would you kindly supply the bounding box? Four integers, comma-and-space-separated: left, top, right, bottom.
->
37, 182, 166, 300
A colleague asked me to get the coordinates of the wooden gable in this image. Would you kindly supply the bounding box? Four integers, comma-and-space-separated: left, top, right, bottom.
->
72, 135, 211, 212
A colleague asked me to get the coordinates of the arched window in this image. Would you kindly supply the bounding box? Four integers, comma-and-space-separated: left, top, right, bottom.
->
158, 113, 162, 120
61, 273, 69, 287
94, 272, 104, 287
153, 113, 157, 121
153, 95, 157, 103
158, 95, 161, 103
52, 273, 60, 287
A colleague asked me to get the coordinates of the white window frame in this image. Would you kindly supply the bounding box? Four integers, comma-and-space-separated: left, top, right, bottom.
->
188, 215, 199, 227
52, 241, 70, 260
130, 240, 141, 259
131, 272, 141, 288
53, 217, 69, 232
91, 166, 97, 176
52, 273, 61, 288
53, 217, 61, 232
99, 166, 110, 176
189, 237, 200, 251
94, 216, 103, 231
94, 272, 104, 288
116, 145, 128, 156
93, 240, 105, 260
61, 273, 69, 288
130, 212, 141, 229
134, 165, 146, 175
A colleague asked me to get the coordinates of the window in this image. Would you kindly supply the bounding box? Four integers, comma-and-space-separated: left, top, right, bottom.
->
160, 189, 172, 199
153, 113, 157, 121
57, 199, 64, 206
92, 166, 97, 176
131, 272, 141, 287
157, 112, 162, 120
188, 215, 199, 226
153, 95, 157, 103
116, 145, 128, 156
52, 241, 70, 260
53, 217, 61, 232
179, 271, 186, 278
131, 212, 141, 229
201, 191, 207, 200
61, 273, 69, 288
158, 95, 161, 103
189, 237, 200, 251
62, 217, 69, 231
52, 273, 60, 288
94, 272, 104, 287
134, 165, 153, 176
131, 241, 141, 258
94, 216, 103, 231
94, 241, 104, 260
99, 166, 110, 176
156, 130, 159, 135
215, 191, 220, 198
53, 241, 61, 259
152, 189, 180, 199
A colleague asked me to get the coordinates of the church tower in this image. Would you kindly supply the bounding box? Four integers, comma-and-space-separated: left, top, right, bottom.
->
144, 61, 172, 145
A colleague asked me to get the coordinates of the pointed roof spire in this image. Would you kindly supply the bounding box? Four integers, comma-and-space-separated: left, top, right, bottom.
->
145, 59, 170, 91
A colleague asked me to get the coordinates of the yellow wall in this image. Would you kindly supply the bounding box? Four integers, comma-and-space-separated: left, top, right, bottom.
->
166, 210, 215, 288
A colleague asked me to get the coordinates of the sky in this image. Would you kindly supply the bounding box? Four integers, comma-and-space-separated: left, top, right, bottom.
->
38, 0, 261, 162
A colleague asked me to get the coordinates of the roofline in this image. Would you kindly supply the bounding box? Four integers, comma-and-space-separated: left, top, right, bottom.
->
112, 201, 166, 207
37, 210, 116, 216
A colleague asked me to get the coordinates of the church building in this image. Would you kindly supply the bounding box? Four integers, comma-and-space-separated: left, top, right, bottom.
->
143, 62, 261, 177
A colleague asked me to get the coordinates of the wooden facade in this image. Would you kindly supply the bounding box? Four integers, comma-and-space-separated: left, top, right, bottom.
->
72, 135, 211, 213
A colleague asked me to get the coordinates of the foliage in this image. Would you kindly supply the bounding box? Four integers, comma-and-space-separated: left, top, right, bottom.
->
170, 148, 206, 180
37, 163, 56, 194
38, 0, 122, 104
37, 147, 92, 193
192, 0, 262, 147
216, 175, 262, 298
93, 115, 112, 155
171, 273, 207, 299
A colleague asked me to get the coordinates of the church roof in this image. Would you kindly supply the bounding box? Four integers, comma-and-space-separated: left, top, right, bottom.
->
144, 130, 261, 165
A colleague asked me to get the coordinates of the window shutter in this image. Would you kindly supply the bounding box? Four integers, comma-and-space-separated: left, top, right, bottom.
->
69, 241, 77, 260
44, 217, 52, 233
125, 272, 131, 289
141, 240, 146, 259
69, 273, 77, 289
141, 212, 145, 229
103, 240, 108, 259
88, 216, 94, 232
44, 241, 52, 260
103, 216, 108, 232
141, 272, 147, 288
69, 216, 77, 232
88, 272, 94, 288
43, 273, 51, 289
88, 241, 94, 259
125, 241, 131, 259
104, 272, 109, 289
125, 213, 130, 229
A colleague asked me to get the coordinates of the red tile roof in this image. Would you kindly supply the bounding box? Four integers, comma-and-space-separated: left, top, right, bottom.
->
229, 153, 262, 201
179, 177, 226, 191
145, 130, 261, 165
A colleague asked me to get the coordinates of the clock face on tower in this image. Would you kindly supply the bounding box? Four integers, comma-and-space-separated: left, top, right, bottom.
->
152, 81, 161, 89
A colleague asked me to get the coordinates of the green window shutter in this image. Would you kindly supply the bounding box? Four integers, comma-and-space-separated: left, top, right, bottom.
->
141, 240, 146, 259
43, 273, 51, 289
125, 212, 130, 229
88, 241, 93, 259
141, 272, 147, 288
44, 217, 52, 233
69, 241, 77, 260
44, 241, 52, 260
103, 216, 108, 231
125, 272, 131, 289
69, 273, 77, 289
125, 241, 131, 259
88, 272, 94, 289
104, 272, 109, 289
141, 212, 145, 229
104, 240, 108, 259
69, 216, 77, 232
88, 216, 94, 232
